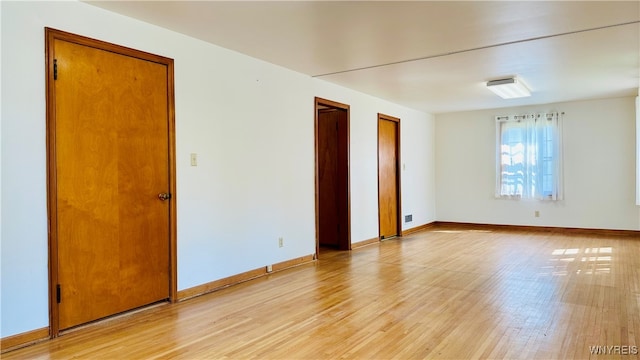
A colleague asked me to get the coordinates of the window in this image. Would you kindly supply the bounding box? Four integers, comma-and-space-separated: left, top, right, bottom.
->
496, 113, 563, 200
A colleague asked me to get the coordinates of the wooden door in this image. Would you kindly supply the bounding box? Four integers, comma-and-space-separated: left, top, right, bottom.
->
47, 29, 175, 332
378, 115, 401, 239
316, 98, 350, 252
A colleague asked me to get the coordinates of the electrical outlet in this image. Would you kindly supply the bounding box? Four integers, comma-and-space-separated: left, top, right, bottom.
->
535, 210, 540, 218
278, 237, 284, 248
190, 153, 197, 166
266, 265, 273, 272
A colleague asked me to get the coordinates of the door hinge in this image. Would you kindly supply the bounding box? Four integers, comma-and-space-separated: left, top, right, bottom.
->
56, 284, 61, 303
53, 59, 58, 80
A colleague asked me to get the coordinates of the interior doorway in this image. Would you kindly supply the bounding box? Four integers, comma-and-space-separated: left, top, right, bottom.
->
378, 113, 401, 240
45, 28, 177, 336
315, 97, 350, 256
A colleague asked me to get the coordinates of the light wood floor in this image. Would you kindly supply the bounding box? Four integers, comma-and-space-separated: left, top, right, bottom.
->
5, 226, 639, 359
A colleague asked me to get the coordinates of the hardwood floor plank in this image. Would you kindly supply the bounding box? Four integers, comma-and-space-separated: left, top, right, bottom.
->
3, 226, 639, 359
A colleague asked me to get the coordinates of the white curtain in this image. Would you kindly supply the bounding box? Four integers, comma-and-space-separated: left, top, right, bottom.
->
496, 112, 563, 200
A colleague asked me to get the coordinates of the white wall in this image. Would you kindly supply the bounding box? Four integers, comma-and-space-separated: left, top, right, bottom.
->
0, 1, 435, 338
436, 97, 640, 230
636, 96, 640, 205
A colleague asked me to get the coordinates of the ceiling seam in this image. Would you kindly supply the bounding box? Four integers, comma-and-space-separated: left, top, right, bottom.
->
312, 20, 640, 78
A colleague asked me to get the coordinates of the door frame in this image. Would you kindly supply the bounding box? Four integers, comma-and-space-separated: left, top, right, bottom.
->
377, 113, 402, 240
45, 28, 177, 337
314, 97, 351, 257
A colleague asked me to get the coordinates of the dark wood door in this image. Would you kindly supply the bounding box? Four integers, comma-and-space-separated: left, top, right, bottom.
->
317, 108, 348, 249
378, 116, 400, 239
51, 35, 171, 330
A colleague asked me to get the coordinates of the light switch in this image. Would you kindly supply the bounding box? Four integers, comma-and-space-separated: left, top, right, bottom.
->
190, 153, 197, 166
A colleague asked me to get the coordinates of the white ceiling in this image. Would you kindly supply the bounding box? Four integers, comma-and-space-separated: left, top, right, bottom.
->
87, 1, 640, 114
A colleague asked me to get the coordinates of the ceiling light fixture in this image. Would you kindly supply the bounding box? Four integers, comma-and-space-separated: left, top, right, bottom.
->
486, 77, 531, 99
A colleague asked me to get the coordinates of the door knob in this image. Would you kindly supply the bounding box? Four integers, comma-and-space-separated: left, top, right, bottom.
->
158, 193, 172, 201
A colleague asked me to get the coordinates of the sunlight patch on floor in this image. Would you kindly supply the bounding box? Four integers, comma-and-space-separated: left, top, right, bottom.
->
542, 247, 613, 276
